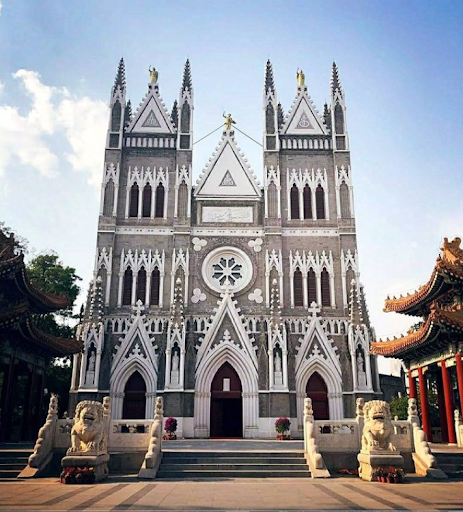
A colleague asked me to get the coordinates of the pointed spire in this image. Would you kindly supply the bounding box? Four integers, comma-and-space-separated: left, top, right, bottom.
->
323, 102, 331, 130
182, 59, 192, 92
171, 100, 178, 128
124, 100, 132, 127
264, 60, 275, 95
114, 57, 126, 90
331, 61, 343, 96
277, 102, 285, 130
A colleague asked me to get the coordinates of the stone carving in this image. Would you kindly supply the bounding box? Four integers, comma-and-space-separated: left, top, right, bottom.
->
88, 351, 96, 372
172, 352, 179, 372
407, 398, 420, 426
361, 400, 396, 453
303, 397, 330, 477
248, 289, 263, 304
220, 170, 236, 186
67, 401, 105, 454
139, 397, 164, 479
191, 288, 206, 303
357, 352, 367, 389
192, 237, 207, 252
248, 238, 263, 252
202, 206, 253, 223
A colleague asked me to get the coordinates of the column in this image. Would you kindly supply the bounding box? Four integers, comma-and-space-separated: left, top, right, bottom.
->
179, 348, 185, 389
442, 359, 457, 444
436, 371, 449, 443
298, 188, 303, 220
165, 349, 172, 388
455, 354, 463, 413
268, 349, 274, 390
302, 274, 308, 308
418, 367, 432, 441
408, 370, 417, 399
282, 349, 288, 389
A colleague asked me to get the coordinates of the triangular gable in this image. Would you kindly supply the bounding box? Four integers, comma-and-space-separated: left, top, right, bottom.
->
195, 291, 257, 370
195, 132, 261, 198
281, 91, 327, 136
127, 85, 175, 134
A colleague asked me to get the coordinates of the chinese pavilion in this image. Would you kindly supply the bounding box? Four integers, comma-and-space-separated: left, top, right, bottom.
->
0, 229, 81, 441
371, 237, 463, 444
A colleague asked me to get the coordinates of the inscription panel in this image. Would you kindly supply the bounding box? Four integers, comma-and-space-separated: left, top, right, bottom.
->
202, 206, 253, 223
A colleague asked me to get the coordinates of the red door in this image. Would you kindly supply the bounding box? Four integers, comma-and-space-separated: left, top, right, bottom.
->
210, 362, 243, 438
123, 371, 146, 419
306, 372, 329, 420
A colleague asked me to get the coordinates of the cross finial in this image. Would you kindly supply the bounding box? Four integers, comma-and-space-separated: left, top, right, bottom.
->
223, 329, 231, 343
308, 301, 321, 318
133, 299, 145, 316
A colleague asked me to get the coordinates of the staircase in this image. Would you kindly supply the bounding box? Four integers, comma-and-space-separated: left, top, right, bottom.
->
157, 451, 311, 479
434, 452, 463, 479
0, 444, 32, 481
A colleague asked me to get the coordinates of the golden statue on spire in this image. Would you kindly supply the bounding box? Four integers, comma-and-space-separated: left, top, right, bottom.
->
149, 66, 158, 84
297, 68, 305, 87
223, 112, 236, 131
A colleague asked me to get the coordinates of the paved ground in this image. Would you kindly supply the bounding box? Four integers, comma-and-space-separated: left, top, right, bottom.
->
1, 476, 463, 511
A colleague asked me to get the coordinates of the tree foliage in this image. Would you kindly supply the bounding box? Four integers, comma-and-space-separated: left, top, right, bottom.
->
389, 395, 409, 420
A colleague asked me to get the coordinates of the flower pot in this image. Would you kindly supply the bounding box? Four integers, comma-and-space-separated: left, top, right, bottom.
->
387, 476, 392, 484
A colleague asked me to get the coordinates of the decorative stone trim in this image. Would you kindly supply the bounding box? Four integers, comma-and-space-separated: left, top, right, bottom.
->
248, 289, 263, 304
248, 238, 263, 253
192, 237, 207, 252
191, 288, 206, 304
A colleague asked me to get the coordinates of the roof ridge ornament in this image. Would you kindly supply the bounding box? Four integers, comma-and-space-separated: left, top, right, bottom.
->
297, 68, 305, 88
223, 112, 236, 132
149, 66, 158, 85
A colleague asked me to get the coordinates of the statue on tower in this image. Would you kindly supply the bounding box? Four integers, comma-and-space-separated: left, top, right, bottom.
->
149, 66, 158, 84
297, 68, 305, 87
223, 112, 236, 131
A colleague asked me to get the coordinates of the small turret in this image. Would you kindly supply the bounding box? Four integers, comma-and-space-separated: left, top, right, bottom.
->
330, 61, 348, 150
114, 57, 126, 91
263, 59, 279, 151
171, 100, 179, 129
107, 57, 127, 149
181, 59, 192, 93
178, 59, 193, 150
264, 59, 275, 95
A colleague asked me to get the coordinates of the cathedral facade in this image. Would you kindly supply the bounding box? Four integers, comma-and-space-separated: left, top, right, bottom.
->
70, 59, 381, 438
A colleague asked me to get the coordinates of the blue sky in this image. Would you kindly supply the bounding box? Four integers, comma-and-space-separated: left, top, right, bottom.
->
0, 0, 462, 374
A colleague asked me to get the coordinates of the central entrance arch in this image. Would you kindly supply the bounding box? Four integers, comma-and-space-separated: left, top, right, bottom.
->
210, 362, 243, 438
306, 372, 329, 420
122, 371, 146, 419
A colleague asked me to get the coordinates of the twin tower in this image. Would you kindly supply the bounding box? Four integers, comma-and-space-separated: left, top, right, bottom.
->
71, 59, 380, 439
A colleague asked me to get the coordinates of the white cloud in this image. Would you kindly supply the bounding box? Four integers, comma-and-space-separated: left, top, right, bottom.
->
0, 2, 3, 16
0, 80, 4, 96
0, 69, 107, 187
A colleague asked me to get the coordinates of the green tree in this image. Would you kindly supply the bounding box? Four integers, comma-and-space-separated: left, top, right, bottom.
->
389, 395, 409, 420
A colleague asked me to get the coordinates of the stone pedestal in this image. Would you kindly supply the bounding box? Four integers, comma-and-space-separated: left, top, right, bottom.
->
62, 453, 109, 482
171, 370, 179, 386
274, 371, 283, 386
358, 371, 367, 389
358, 451, 404, 481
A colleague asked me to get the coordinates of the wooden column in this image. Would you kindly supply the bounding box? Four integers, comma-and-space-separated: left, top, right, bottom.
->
408, 370, 417, 399
455, 354, 463, 413
418, 367, 432, 441
442, 359, 457, 444
436, 370, 449, 443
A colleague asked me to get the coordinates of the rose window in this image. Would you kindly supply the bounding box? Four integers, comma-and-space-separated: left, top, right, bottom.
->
202, 247, 252, 293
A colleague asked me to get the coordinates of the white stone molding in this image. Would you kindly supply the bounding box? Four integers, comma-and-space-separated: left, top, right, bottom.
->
192, 237, 207, 252
248, 289, 263, 303
94, 247, 113, 306
348, 321, 373, 393
248, 238, 263, 253
171, 248, 189, 305
194, 327, 259, 438
264, 165, 281, 219
335, 165, 354, 219
110, 302, 159, 419
268, 323, 289, 392
125, 166, 169, 219
202, 246, 252, 294
165, 321, 186, 391
174, 164, 192, 218
287, 168, 329, 220
340, 249, 360, 308
78, 322, 105, 391
100, 163, 120, 217
191, 288, 206, 303
265, 249, 284, 308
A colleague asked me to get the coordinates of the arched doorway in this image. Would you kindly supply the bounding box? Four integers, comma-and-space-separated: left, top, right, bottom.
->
122, 371, 146, 419
306, 372, 329, 420
210, 362, 243, 438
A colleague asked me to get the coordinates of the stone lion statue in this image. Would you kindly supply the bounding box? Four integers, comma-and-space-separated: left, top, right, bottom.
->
67, 400, 105, 454
361, 400, 396, 453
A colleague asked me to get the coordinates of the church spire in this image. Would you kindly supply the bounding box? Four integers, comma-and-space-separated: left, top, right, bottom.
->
181, 59, 192, 92
114, 57, 126, 91
171, 100, 178, 129
264, 59, 275, 95
330, 61, 348, 150
331, 61, 343, 98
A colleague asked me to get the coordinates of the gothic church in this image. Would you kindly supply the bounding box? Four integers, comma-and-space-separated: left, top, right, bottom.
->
71, 59, 381, 438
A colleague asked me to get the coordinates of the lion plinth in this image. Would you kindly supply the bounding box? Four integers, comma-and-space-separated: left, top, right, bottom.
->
361, 400, 396, 453
67, 400, 105, 455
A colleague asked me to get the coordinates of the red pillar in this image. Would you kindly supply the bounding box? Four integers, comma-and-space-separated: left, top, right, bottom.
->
418, 367, 432, 441
455, 354, 463, 413
436, 371, 449, 443
408, 371, 417, 399
442, 359, 457, 444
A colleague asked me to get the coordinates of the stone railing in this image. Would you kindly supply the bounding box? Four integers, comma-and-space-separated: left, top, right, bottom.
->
313, 420, 359, 452
138, 397, 164, 479
303, 398, 330, 478
109, 420, 153, 451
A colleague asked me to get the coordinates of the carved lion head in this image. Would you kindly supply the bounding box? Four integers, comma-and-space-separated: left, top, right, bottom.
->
364, 400, 391, 422
74, 400, 103, 425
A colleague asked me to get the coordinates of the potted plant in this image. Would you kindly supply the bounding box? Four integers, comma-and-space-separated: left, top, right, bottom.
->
275, 417, 291, 440
163, 417, 178, 440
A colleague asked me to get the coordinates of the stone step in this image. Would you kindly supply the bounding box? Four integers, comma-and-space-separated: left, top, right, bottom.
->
0, 451, 32, 459
157, 469, 311, 479
163, 451, 305, 459
0, 469, 22, 479
0, 457, 29, 465
0, 462, 27, 470
162, 456, 305, 464
161, 463, 308, 471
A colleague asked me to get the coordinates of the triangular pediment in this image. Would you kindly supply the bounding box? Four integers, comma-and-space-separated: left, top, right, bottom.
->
127, 85, 175, 134
195, 132, 261, 198
281, 91, 327, 136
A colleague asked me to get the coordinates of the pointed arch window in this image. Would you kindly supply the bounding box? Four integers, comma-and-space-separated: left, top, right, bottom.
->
122, 268, 133, 306
303, 184, 312, 219
334, 103, 344, 134
290, 184, 300, 220
180, 101, 190, 133
155, 183, 165, 218
150, 267, 161, 306
268, 182, 278, 218
307, 268, 317, 305
129, 184, 139, 218
103, 180, 115, 216
178, 182, 188, 219
137, 268, 147, 303
142, 184, 152, 218
266, 104, 275, 134
340, 182, 350, 219
321, 268, 331, 307
315, 185, 325, 220
111, 101, 122, 132
293, 269, 303, 307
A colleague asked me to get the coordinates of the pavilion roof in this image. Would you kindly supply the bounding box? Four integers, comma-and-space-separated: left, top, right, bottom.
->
384, 237, 463, 316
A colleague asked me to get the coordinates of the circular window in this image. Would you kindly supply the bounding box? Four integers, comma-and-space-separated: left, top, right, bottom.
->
202, 247, 253, 294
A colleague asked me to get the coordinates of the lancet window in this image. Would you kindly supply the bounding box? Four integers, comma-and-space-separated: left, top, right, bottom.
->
129, 184, 139, 218
340, 182, 350, 219
315, 185, 326, 219
321, 268, 331, 307
155, 184, 165, 218
293, 269, 304, 307
103, 180, 115, 217
307, 268, 317, 305
290, 184, 299, 220
142, 185, 152, 218
136, 268, 147, 303
303, 184, 312, 219
150, 268, 161, 306
111, 101, 121, 132
122, 268, 133, 306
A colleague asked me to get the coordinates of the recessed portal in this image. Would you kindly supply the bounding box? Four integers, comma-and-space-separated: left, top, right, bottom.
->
306, 372, 329, 420
210, 362, 243, 438
123, 371, 146, 419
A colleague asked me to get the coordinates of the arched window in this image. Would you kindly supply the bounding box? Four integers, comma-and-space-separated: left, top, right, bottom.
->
290, 184, 299, 220
142, 184, 152, 218
111, 101, 122, 132
266, 104, 275, 134
315, 185, 325, 219
155, 183, 165, 218
129, 184, 139, 218
307, 268, 317, 305
103, 180, 115, 216
122, 268, 133, 306
321, 268, 330, 307
334, 103, 344, 134
122, 371, 146, 419
306, 372, 329, 420
178, 182, 188, 219
346, 268, 356, 291
137, 268, 147, 303
268, 182, 278, 218
293, 269, 303, 306
303, 184, 312, 219
150, 267, 160, 306
340, 182, 350, 219
180, 102, 190, 133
